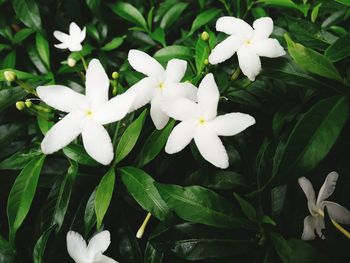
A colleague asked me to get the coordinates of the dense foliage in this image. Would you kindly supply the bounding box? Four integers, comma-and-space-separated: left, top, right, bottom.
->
1, 0, 350, 262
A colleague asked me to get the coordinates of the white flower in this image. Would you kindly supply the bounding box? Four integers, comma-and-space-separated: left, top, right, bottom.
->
209, 16, 286, 81
37, 59, 134, 165
54, 22, 86, 52
67, 230, 118, 263
162, 73, 255, 169
127, 49, 197, 130
298, 172, 350, 240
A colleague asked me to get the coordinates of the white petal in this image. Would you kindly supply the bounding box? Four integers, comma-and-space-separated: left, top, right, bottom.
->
209, 35, 243, 64
54, 43, 68, 49
194, 127, 229, 169
301, 216, 316, 241
165, 120, 196, 154
66, 231, 89, 263
53, 30, 70, 43
253, 17, 273, 39
165, 59, 187, 83
87, 231, 110, 258
197, 73, 219, 120
128, 49, 165, 78
323, 201, 350, 224
69, 22, 81, 35
127, 77, 157, 111
82, 120, 113, 165
315, 216, 325, 239
237, 45, 261, 81
216, 16, 253, 37
150, 97, 169, 130
316, 171, 338, 206
253, 38, 286, 58
298, 177, 317, 214
37, 85, 87, 113
161, 97, 199, 121
79, 27, 86, 42
41, 111, 84, 154
86, 59, 110, 108
164, 82, 197, 101
94, 92, 134, 125
209, 113, 255, 136
68, 43, 83, 52
94, 255, 119, 263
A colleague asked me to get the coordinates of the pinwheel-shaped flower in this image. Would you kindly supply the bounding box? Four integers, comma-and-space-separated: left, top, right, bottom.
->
127, 50, 197, 130
54, 22, 86, 52
209, 17, 286, 81
37, 59, 134, 165
162, 73, 255, 168
298, 172, 350, 240
67, 230, 118, 263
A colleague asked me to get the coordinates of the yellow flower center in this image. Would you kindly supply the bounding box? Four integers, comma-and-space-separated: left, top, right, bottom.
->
198, 117, 206, 125
85, 110, 93, 117
158, 82, 165, 90
244, 39, 251, 45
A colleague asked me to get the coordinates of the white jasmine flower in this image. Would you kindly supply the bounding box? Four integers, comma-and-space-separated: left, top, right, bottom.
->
127, 49, 197, 130
37, 59, 134, 165
298, 172, 350, 240
54, 22, 86, 52
67, 230, 118, 263
162, 73, 255, 169
209, 16, 286, 81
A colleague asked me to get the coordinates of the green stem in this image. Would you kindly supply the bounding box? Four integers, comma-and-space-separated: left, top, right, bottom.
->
79, 52, 87, 71
16, 79, 38, 96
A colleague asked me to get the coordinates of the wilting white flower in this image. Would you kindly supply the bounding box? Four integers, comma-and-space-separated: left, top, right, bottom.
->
54, 22, 86, 52
127, 49, 197, 130
67, 230, 118, 263
298, 172, 350, 240
209, 16, 286, 81
162, 73, 255, 169
37, 59, 134, 165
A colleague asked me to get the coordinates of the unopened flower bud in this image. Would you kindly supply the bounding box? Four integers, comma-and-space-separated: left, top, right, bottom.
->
67, 57, 76, 67
4, 71, 16, 82
112, 71, 119, 80
204, 59, 209, 65
201, 31, 210, 41
16, 101, 25, 111
25, 99, 33, 108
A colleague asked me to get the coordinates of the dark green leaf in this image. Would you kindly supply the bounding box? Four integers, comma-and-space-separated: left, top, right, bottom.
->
86, 0, 101, 12
33, 226, 54, 263
0, 86, 27, 112
63, 144, 99, 166
325, 34, 350, 62
154, 45, 193, 63
3, 51, 16, 68
233, 193, 257, 222
0, 148, 42, 170
189, 9, 221, 35
101, 36, 125, 51
13, 28, 35, 44
84, 189, 97, 236
11, 0, 41, 30
36, 33, 50, 70
160, 2, 188, 30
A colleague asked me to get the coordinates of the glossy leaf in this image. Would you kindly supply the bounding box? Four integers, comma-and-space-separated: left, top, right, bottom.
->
11, 0, 42, 30
189, 9, 221, 35
325, 34, 350, 62
0, 149, 42, 170
63, 144, 99, 166
160, 2, 188, 30
154, 45, 193, 63
35, 33, 50, 70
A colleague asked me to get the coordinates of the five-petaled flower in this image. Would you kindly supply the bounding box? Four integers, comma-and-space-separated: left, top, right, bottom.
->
67, 230, 118, 263
37, 59, 134, 165
298, 172, 350, 240
209, 16, 286, 81
54, 22, 86, 52
127, 49, 197, 130
162, 73, 255, 169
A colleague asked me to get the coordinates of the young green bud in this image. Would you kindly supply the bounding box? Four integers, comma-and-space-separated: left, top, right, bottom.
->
67, 57, 77, 67
112, 71, 119, 80
204, 59, 209, 65
4, 71, 16, 82
16, 101, 25, 111
25, 99, 33, 108
201, 31, 210, 41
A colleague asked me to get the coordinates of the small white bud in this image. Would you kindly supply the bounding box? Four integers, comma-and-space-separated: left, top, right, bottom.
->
67, 57, 76, 67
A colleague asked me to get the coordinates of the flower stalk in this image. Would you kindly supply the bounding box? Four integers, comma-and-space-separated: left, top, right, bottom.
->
136, 212, 152, 239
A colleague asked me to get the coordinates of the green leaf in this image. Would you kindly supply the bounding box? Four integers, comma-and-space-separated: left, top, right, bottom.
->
33, 226, 54, 263
160, 2, 188, 30
144, 242, 163, 263
284, 34, 342, 82
36, 33, 50, 70
51, 162, 77, 231
101, 36, 125, 51
63, 144, 99, 166
114, 110, 147, 164
95, 169, 115, 229
137, 120, 175, 167
154, 45, 193, 63
257, 0, 309, 16
0, 148, 42, 170
3, 51, 16, 68
0, 86, 27, 112
119, 167, 170, 221
0, 69, 40, 82
11, 0, 41, 30
311, 3, 322, 23
189, 9, 221, 35
109, 2, 148, 31
155, 183, 250, 228
335, 0, 350, 6
7, 155, 45, 242
195, 37, 208, 75
288, 239, 325, 263
13, 28, 35, 44
86, 0, 101, 12
27, 44, 47, 73
270, 232, 291, 263
233, 193, 257, 222
325, 34, 350, 62
273, 96, 349, 184
84, 189, 97, 236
